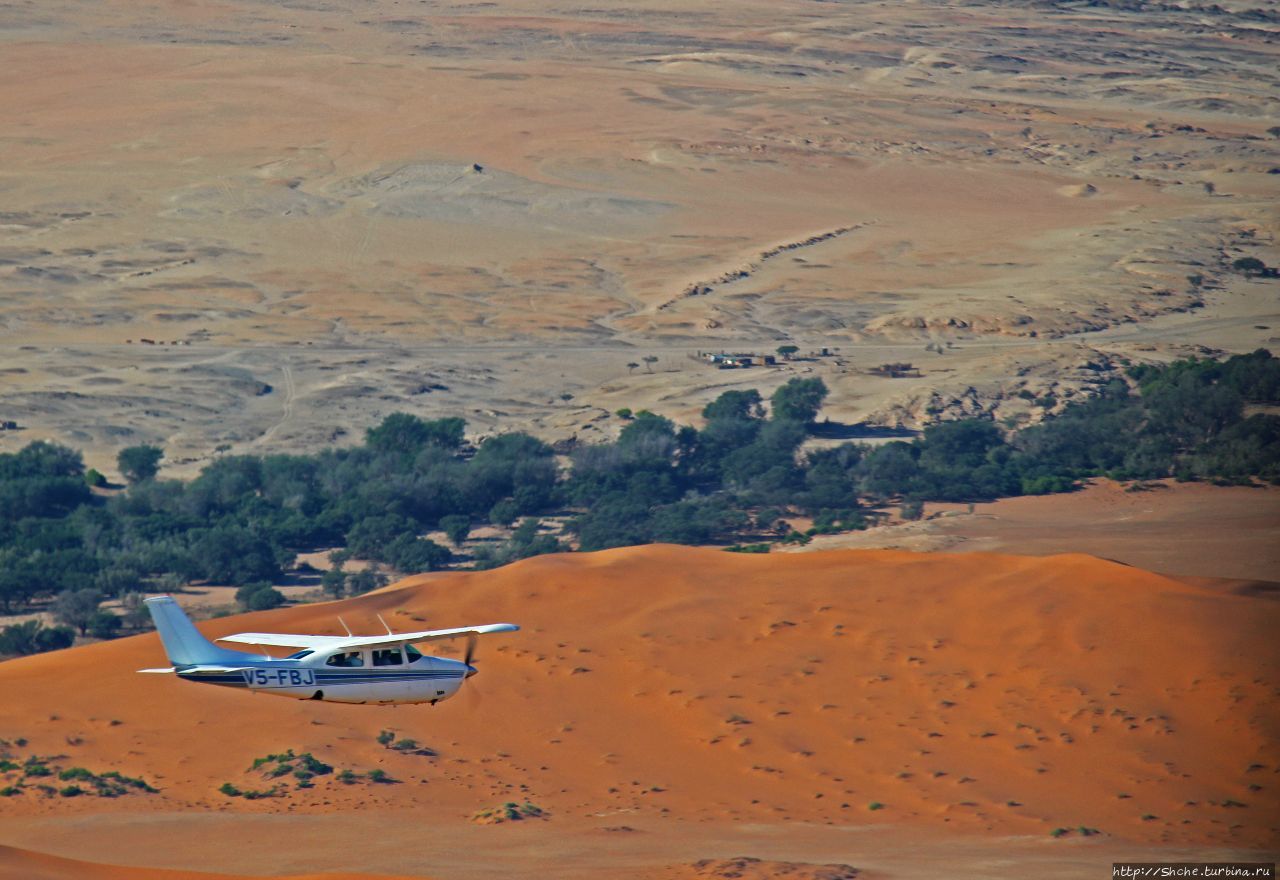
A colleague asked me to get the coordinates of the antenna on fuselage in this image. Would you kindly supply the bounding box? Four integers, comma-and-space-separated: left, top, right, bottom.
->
376, 613, 394, 636
338, 616, 353, 637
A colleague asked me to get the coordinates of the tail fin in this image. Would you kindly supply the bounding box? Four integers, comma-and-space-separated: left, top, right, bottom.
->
145, 596, 250, 667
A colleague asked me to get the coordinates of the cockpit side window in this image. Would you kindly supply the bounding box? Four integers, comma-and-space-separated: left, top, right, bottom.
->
286, 649, 314, 661
372, 648, 404, 667
404, 644, 424, 664
325, 651, 363, 668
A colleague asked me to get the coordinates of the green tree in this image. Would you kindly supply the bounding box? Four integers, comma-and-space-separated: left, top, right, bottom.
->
383, 535, 451, 573
365, 414, 465, 454
702, 389, 764, 422
236, 582, 285, 611
346, 514, 415, 559
489, 499, 518, 527
53, 589, 103, 636
770, 377, 828, 425
87, 610, 123, 640
439, 514, 471, 547
321, 569, 347, 599
858, 442, 919, 499
0, 441, 84, 479
120, 592, 153, 631
346, 569, 387, 596
192, 527, 283, 585
117, 445, 164, 483
776, 344, 799, 359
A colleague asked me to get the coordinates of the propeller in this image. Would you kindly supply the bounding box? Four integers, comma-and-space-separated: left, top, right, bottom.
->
462, 632, 482, 709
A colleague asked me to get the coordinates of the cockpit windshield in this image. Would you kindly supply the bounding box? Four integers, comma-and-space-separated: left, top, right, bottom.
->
286, 649, 314, 661
405, 644, 424, 664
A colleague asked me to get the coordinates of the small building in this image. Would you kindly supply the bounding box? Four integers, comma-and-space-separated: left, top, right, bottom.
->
699, 351, 766, 369
870, 362, 921, 378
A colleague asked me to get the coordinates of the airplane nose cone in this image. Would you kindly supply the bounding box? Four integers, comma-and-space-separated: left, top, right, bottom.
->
465, 664, 478, 679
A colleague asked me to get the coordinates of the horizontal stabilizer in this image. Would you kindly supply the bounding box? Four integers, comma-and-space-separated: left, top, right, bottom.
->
137, 667, 175, 674
218, 623, 519, 651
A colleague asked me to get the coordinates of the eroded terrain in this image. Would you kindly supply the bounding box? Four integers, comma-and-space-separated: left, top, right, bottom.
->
1, 0, 1277, 470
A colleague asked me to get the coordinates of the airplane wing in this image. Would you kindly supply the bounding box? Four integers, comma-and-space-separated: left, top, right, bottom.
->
217, 623, 519, 652
215, 633, 350, 650
136, 665, 254, 674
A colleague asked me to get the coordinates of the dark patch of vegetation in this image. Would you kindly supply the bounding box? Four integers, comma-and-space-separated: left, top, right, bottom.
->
248, 749, 332, 786
221, 750, 345, 798
20, 759, 51, 778
472, 516, 564, 569
235, 581, 286, 612
0, 747, 157, 799
0, 620, 75, 656
117, 445, 163, 484
0, 355, 1276, 621
1232, 256, 1277, 278
724, 543, 771, 554
473, 800, 546, 823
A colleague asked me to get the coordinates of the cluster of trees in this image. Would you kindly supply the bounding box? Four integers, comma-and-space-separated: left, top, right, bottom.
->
1, 351, 1276, 653
558, 350, 1280, 548
0, 412, 561, 637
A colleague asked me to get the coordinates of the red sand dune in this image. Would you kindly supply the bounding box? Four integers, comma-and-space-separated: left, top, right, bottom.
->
0, 844, 419, 880
0, 546, 1276, 869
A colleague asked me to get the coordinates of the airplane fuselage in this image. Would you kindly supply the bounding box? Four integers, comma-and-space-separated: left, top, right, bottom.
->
177, 652, 470, 705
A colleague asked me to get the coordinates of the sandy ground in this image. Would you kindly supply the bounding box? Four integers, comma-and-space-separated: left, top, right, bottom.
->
0, 546, 1276, 878
0, 0, 1276, 474
0, 845, 417, 880
792, 479, 1280, 583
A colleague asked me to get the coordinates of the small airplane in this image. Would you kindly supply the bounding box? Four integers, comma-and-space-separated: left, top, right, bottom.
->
138, 596, 518, 706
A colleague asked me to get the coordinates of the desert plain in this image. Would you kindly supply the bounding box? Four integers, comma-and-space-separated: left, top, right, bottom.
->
1, 0, 1278, 876
1, 0, 1278, 469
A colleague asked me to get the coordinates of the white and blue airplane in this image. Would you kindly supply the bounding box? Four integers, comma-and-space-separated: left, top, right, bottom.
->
139, 596, 518, 706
